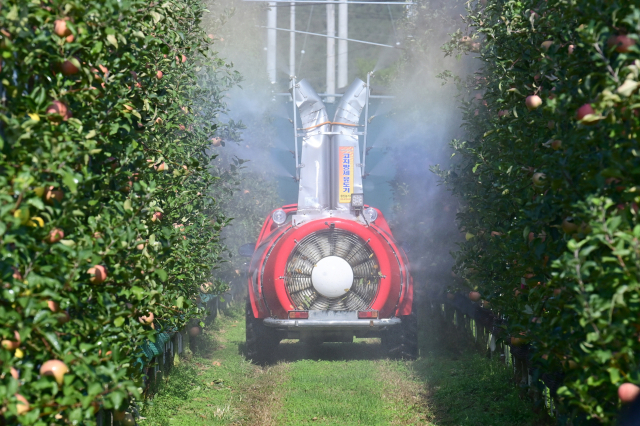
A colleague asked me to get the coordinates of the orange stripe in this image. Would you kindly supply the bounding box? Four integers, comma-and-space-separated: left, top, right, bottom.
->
301, 121, 361, 131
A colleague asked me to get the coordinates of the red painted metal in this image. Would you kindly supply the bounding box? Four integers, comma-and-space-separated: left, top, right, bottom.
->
247, 204, 413, 320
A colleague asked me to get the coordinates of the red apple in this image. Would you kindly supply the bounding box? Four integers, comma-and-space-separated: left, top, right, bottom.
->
532, 172, 546, 187
551, 140, 562, 150
151, 212, 163, 222
156, 70, 163, 79
47, 301, 60, 312
576, 103, 595, 121
1, 331, 20, 351
568, 44, 575, 55
525, 95, 542, 111
619, 383, 640, 403
189, 326, 201, 337
12, 268, 23, 280
46, 100, 71, 122
562, 218, 579, 234
613, 35, 636, 53
45, 228, 64, 244
53, 19, 71, 37
2, 339, 19, 351
211, 137, 222, 147
44, 186, 64, 204
540, 40, 553, 51
57, 311, 70, 325
511, 336, 526, 346
138, 312, 155, 325
40, 360, 69, 385
10, 367, 19, 380
87, 265, 107, 284
15, 393, 29, 415
155, 162, 168, 172
468, 291, 481, 301
61, 60, 79, 76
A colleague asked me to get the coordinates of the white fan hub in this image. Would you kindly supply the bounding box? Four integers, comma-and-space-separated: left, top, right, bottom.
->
311, 256, 354, 298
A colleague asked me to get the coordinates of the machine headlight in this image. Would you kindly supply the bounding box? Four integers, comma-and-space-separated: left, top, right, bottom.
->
365, 207, 377, 222
350, 193, 364, 209
272, 209, 287, 225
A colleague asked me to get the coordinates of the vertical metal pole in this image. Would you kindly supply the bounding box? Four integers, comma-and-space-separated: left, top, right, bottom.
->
337, 2, 348, 88
361, 71, 371, 177
326, 1, 336, 103
267, 2, 277, 84
291, 77, 299, 181
289, 2, 296, 76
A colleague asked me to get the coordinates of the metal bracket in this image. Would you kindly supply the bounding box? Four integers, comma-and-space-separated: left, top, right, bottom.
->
361, 71, 372, 178
291, 76, 300, 181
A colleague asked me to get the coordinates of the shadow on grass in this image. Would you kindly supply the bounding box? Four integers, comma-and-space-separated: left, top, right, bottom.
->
275, 339, 388, 363
238, 337, 389, 365
410, 309, 554, 426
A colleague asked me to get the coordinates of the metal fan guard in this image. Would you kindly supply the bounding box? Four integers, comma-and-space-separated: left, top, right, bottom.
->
284, 229, 381, 311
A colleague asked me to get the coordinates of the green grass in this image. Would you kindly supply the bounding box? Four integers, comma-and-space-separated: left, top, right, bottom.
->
278, 358, 392, 425
139, 306, 255, 425
413, 312, 552, 426
137, 303, 552, 426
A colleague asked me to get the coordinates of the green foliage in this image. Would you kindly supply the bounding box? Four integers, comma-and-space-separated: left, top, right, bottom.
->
214, 166, 281, 292
0, 0, 239, 423
433, 0, 640, 422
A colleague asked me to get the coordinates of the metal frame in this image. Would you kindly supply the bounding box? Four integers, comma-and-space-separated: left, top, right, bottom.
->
361, 71, 371, 178
289, 73, 380, 181
260, 26, 396, 48
290, 76, 300, 181
263, 317, 401, 329
248, 0, 414, 4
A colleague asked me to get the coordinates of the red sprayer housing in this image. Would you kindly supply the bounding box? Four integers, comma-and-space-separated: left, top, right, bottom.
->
243, 77, 418, 363
248, 205, 413, 321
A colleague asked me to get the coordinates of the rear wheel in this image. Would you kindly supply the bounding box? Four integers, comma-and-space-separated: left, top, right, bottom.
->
383, 306, 418, 360
245, 301, 279, 365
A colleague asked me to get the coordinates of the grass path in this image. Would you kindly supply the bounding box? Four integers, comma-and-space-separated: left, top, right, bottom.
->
139, 305, 551, 426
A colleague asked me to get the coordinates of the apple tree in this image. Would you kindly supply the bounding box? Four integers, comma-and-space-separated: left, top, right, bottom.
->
0, 0, 238, 424
432, 0, 640, 422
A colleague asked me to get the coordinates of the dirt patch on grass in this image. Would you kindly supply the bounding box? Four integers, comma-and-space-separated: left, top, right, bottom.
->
237, 363, 290, 426
375, 359, 436, 425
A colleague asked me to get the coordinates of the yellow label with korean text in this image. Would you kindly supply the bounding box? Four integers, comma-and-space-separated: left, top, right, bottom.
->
338, 146, 354, 203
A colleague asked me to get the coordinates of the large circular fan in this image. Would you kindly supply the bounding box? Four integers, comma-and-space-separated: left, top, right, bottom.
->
284, 228, 381, 311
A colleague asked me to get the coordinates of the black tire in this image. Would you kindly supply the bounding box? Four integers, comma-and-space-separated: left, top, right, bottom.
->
383, 306, 418, 360
245, 301, 279, 365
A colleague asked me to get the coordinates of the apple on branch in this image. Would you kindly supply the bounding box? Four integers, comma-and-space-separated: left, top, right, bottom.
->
525, 95, 542, 111
87, 265, 107, 284
40, 360, 69, 386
